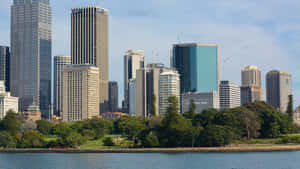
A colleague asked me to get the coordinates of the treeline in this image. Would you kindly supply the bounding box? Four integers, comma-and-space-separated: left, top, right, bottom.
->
0, 97, 294, 148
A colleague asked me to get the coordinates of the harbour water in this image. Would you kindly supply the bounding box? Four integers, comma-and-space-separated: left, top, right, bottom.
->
0, 152, 299, 169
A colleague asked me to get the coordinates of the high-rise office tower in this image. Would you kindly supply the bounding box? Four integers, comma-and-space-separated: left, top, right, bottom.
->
124, 50, 145, 113
128, 79, 136, 116
108, 81, 118, 112
172, 43, 219, 94
266, 70, 292, 112
62, 65, 99, 122
71, 6, 109, 114
240, 65, 263, 105
54, 56, 71, 116
159, 71, 180, 115
0, 46, 10, 92
219, 80, 241, 110
134, 64, 175, 117
11, 0, 52, 117
242, 65, 262, 87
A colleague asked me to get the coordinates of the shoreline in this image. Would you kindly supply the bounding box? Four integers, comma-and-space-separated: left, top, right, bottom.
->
2, 145, 300, 153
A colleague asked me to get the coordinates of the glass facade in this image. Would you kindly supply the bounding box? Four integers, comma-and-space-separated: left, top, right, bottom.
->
173, 44, 219, 93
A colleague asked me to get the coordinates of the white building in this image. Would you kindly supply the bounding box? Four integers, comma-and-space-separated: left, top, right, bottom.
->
129, 79, 136, 116
219, 80, 241, 110
181, 92, 219, 114
0, 81, 18, 119
159, 71, 180, 115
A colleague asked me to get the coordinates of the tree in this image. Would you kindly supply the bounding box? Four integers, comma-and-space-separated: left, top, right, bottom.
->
141, 131, 159, 148
0, 131, 17, 148
64, 133, 86, 148
199, 125, 236, 147
189, 125, 203, 147
36, 120, 53, 135
1, 110, 20, 136
183, 99, 197, 119
117, 116, 146, 141
19, 130, 45, 148
240, 109, 260, 140
51, 123, 73, 137
193, 109, 218, 127
150, 93, 157, 116
103, 137, 115, 146
163, 96, 180, 126
287, 95, 293, 121
20, 120, 37, 134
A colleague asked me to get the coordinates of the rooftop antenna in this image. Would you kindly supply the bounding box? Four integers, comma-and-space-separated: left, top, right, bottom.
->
222, 56, 232, 78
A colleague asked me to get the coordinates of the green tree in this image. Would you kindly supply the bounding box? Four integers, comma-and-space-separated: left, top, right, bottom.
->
240, 109, 261, 140
36, 120, 53, 135
103, 137, 115, 146
1, 110, 20, 136
150, 93, 157, 116
193, 109, 218, 127
199, 125, 236, 147
287, 95, 294, 121
19, 130, 45, 148
116, 116, 146, 141
141, 131, 160, 148
0, 131, 17, 148
183, 99, 197, 119
51, 123, 73, 137
64, 133, 86, 148
20, 120, 37, 134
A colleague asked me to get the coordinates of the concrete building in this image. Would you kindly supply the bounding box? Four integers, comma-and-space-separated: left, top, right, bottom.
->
0, 81, 18, 119
172, 43, 219, 94
159, 71, 180, 115
133, 64, 176, 117
0, 46, 10, 92
108, 81, 118, 112
54, 56, 71, 116
136, 69, 147, 117
242, 65, 262, 87
128, 79, 136, 116
71, 6, 109, 114
182, 92, 219, 114
62, 65, 99, 122
219, 81, 240, 110
11, 0, 52, 118
241, 65, 263, 105
266, 70, 292, 112
124, 50, 145, 113
240, 86, 263, 105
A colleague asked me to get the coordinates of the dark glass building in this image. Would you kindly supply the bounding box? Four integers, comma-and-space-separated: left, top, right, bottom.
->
172, 43, 219, 94
0, 46, 10, 92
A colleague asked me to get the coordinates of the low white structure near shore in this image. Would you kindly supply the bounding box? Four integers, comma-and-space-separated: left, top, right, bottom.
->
0, 81, 18, 119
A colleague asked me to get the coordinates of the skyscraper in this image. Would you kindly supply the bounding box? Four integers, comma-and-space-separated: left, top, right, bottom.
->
124, 50, 145, 113
11, 0, 52, 117
159, 71, 180, 115
172, 43, 219, 94
219, 80, 241, 110
242, 65, 262, 87
0, 46, 10, 92
134, 64, 175, 117
108, 81, 118, 112
62, 65, 99, 122
266, 70, 292, 112
71, 6, 109, 114
54, 56, 71, 116
240, 65, 263, 105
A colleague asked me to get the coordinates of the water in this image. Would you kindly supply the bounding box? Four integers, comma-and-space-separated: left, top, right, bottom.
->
0, 152, 299, 169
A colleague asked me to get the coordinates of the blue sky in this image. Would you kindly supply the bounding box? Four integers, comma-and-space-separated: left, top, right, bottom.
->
1, 0, 300, 107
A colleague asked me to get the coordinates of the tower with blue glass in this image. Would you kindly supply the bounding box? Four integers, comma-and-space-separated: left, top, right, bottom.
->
172, 43, 219, 94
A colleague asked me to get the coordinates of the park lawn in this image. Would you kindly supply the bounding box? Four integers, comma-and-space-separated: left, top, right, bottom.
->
44, 135, 58, 142
232, 138, 281, 145
79, 135, 134, 149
